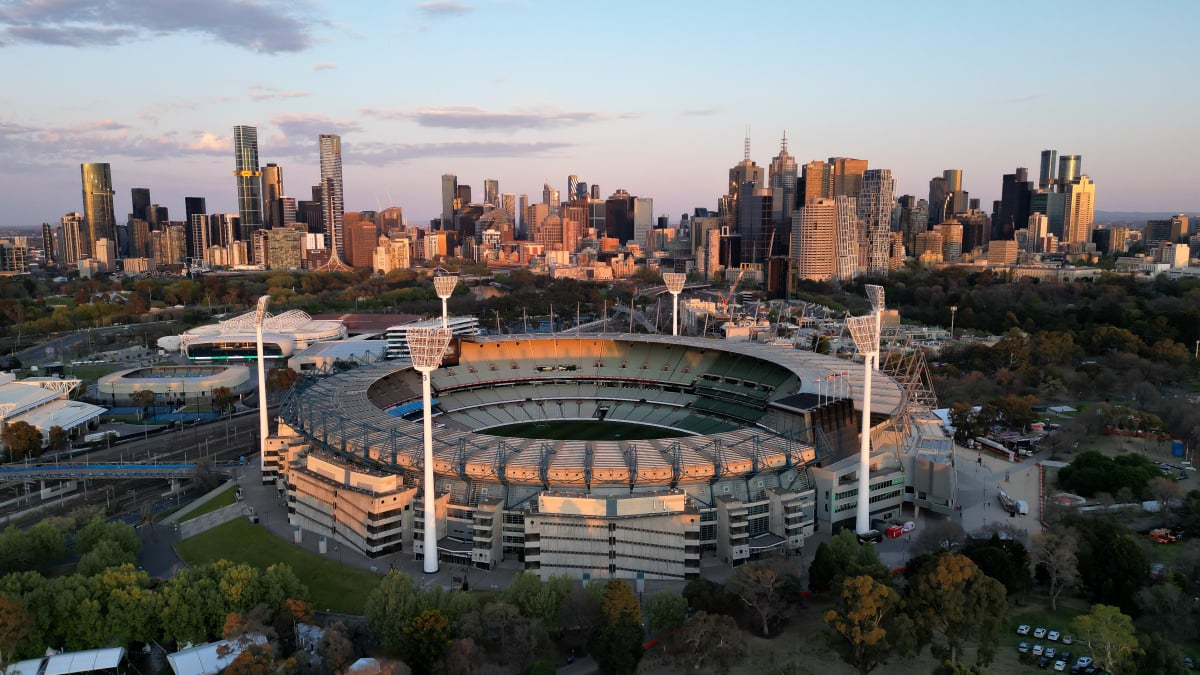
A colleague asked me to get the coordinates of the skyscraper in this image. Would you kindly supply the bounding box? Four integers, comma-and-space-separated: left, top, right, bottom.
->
1057, 155, 1081, 189
833, 196, 859, 281
769, 132, 798, 228
992, 168, 1033, 241
828, 157, 868, 198
130, 188, 151, 223
80, 163, 116, 259
233, 126, 264, 257
262, 163, 285, 230
543, 183, 560, 216
319, 134, 345, 259
800, 160, 833, 202
792, 197, 836, 281
501, 193, 516, 224
1062, 175, 1095, 246
633, 198, 654, 249
566, 175, 579, 204
483, 179, 499, 207
440, 174, 458, 230
184, 197, 207, 260
1039, 150, 1057, 190
858, 169, 896, 274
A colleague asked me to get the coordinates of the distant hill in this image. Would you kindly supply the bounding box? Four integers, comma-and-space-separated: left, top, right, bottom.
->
1095, 210, 1199, 226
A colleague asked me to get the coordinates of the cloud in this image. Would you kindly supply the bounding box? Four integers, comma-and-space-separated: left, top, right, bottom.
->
682, 107, 722, 117
415, 1, 473, 17
187, 132, 230, 153
248, 85, 311, 102
0, 0, 318, 54
355, 139, 573, 162
362, 105, 637, 130
139, 96, 236, 122
0, 117, 232, 163
312, 62, 337, 71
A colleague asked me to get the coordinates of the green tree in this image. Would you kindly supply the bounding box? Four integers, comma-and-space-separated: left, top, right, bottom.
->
257, 563, 308, 621
1131, 632, 1187, 675
1072, 604, 1138, 675
824, 575, 918, 675
808, 530, 889, 592
95, 563, 158, 646
211, 386, 236, 415
159, 568, 225, 645
588, 579, 644, 675
402, 609, 452, 674
46, 426, 69, 453
502, 571, 572, 633
76, 539, 135, 576
727, 561, 790, 637
130, 389, 155, 417
456, 601, 548, 670
643, 589, 687, 634
0, 594, 31, 667
365, 572, 423, 655
2, 421, 42, 461
74, 517, 139, 558
906, 553, 1006, 668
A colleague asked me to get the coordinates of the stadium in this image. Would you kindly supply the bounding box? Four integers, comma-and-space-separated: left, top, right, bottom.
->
159, 309, 347, 362
271, 332, 955, 581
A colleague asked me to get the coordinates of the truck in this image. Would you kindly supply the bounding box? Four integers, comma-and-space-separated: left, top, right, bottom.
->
1015, 499, 1029, 516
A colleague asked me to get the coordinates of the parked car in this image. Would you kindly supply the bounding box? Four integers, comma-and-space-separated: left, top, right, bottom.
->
1046, 647, 1057, 659
902, 520, 916, 533
1034, 627, 1048, 638
1049, 630, 1061, 641
1018, 641, 1030, 653
1037, 655, 1052, 669
1033, 644, 1045, 656
1062, 634, 1074, 645
1075, 656, 1094, 669
1054, 660, 1068, 672
1017, 624, 1032, 635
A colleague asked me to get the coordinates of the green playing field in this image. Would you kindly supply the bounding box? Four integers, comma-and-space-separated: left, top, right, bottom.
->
485, 419, 687, 441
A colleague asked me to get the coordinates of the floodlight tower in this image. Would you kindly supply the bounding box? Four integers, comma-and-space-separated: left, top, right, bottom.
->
663, 273, 686, 336
409, 326, 454, 574
847, 285, 885, 535
254, 295, 271, 478
433, 274, 459, 329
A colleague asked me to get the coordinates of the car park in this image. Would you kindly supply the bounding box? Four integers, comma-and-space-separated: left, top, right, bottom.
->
1017, 624, 1031, 635
1034, 627, 1048, 638
1049, 630, 1061, 641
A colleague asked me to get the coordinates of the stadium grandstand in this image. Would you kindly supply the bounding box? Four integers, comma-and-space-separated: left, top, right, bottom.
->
271, 333, 954, 581
96, 365, 252, 406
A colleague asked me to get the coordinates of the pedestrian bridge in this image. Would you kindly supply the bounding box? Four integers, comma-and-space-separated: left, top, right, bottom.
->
0, 463, 243, 480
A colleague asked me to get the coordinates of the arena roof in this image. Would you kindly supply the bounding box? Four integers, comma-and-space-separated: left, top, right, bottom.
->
178, 309, 346, 349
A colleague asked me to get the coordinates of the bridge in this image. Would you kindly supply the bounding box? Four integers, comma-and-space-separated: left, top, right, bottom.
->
0, 462, 244, 480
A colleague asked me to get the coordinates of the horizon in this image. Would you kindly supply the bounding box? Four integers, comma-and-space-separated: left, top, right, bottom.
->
0, 1, 1197, 226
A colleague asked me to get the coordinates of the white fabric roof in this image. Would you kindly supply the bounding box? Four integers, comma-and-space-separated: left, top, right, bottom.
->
12, 399, 105, 433
42, 647, 125, 675
167, 636, 266, 675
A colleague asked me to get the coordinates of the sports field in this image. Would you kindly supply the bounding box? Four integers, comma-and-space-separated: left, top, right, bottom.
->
485, 419, 687, 441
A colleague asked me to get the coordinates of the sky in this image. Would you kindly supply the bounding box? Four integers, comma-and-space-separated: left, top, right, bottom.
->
0, 0, 1197, 228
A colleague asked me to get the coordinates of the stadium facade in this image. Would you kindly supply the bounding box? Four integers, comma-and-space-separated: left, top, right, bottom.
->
271, 333, 955, 580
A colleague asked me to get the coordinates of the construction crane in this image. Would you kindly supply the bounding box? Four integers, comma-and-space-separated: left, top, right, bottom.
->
720, 266, 747, 314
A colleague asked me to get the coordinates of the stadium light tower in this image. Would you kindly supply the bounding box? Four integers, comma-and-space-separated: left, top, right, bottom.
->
254, 295, 271, 477
663, 273, 686, 336
847, 287, 885, 535
409, 326, 454, 574
433, 274, 459, 329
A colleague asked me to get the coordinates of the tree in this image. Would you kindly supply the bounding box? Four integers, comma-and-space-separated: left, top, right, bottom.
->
211, 386, 237, 415
674, 611, 745, 675
906, 553, 1006, 668
588, 579, 644, 675
265, 368, 299, 398
130, 389, 155, 418
502, 572, 572, 633
912, 519, 966, 556
808, 530, 889, 592
1072, 604, 1138, 675
823, 575, 917, 675
159, 568, 225, 645
1030, 529, 1080, 612
1135, 584, 1198, 641
1131, 632, 1187, 675
94, 564, 158, 646
1148, 476, 1183, 523
402, 609, 452, 674
457, 601, 548, 670
46, 426, 68, 453
365, 572, 423, 655
0, 594, 31, 667
76, 538, 135, 576
727, 560, 793, 638
2, 421, 42, 461
643, 589, 687, 634
75, 517, 139, 558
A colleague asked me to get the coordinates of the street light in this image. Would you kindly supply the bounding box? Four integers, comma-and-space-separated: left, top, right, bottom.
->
848, 288, 884, 536
663, 273, 686, 337
409, 326, 453, 574
949, 305, 958, 340
433, 274, 459, 330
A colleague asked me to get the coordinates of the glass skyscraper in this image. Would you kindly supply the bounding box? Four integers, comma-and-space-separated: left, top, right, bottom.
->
80, 163, 116, 259
233, 125, 264, 258
318, 134, 345, 260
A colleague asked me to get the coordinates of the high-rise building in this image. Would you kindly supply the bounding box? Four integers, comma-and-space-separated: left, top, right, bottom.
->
633, 198, 654, 249
800, 160, 833, 203
233, 126, 264, 258
566, 176, 579, 204
59, 212, 85, 264
769, 132, 798, 229
518, 194, 529, 238
858, 169, 895, 274
992, 168, 1033, 241
130, 188, 151, 223
833, 196, 859, 281
543, 183, 560, 216
1031, 191, 1067, 239
1039, 150, 1057, 191
829, 157, 868, 198
1062, 175, 1095, 245
189, 214, 210, 263
483, 179, 499, 207
1144, 215, 1189, 248
80, 163, 116, 259
440, 174, 458, 231
319, 134, 345, 259
262, 163, 284, 229
605, 190, 635, 243
1057, 155, 1081, 190
792, 197, 837, 282
576, 181, 589, 202
500, 193, 516, 224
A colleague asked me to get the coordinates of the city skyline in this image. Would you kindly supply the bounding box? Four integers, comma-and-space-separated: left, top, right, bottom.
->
0, 1, 1196, 226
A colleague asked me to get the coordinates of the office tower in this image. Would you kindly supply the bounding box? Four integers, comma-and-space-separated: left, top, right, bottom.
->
895, 195, 925, 254
377, 206, 404, 235
456, 185, 472, 206
566, 176, 579, 204
792, 198, 837, 281
483, 179, 499, 207
957, 209, 989, 254
1092, 226, 1129, 255
59, 213, 85, 264
542, 183, 560, 216
233, 125, 264, 240
932, 221, 963, 260
605, 190, 634, 243
1031, 191, 1066, 238
500, 193, 516, 223
343, 215, 378, 268
266, 227, 303, 270
130, 188, 151, 222
927, 175, 947, 226
800, 160, 833, 203
440, 174, 458, 231
1062, 175, 1095, 245
833, 196, 859, 281
80, 163, 116, 259
992, 168, 1033, 241
318, 134, 345, 259
1144, 215, 1188, 248
829, 157, 868, 198
590, 184, 600, 200
769, 132, 798, 228
262, 163, 284, 229
737, 185, 774, 265
576, 181, 589, 201
857, 169, 895, 274
518, 194, 529, 238
189, 214, 210, 262
633, 198, 654, 249
531, 215, 580, 253
41, 223, 54, 264
1057, 155, 1081, 189
1027, 213, 1049, 253
1039, 150, 1057, 190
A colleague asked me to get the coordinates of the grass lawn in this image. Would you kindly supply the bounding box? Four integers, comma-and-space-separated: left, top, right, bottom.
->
177, 485, 238, 523
175, 517, 383, 614
487, 420, 686, 441
69, 364, 120, 382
